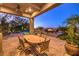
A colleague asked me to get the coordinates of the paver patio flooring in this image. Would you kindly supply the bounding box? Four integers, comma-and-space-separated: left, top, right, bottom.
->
2, 35, 66, 56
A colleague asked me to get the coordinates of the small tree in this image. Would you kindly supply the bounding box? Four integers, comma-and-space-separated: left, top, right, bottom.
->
59, 15, 79, 45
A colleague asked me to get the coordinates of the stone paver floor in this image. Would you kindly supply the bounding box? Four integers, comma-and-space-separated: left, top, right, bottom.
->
2, 35, 66, 56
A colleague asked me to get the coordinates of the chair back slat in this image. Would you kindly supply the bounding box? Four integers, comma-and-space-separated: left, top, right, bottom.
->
18, 36, 25, 49
40, 40, 50, 52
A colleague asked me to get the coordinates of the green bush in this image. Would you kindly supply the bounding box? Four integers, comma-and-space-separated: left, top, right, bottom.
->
59, 15, 79, 45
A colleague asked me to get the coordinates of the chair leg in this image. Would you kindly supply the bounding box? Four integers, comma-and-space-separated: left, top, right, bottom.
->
25, 49, 31, 56
41, 52, 48, 56
29, 46, 40, 56
16, 50, 21, 56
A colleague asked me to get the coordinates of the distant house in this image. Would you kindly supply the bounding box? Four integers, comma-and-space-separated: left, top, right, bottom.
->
45, 28, 54, 33
47, 28, 53, 32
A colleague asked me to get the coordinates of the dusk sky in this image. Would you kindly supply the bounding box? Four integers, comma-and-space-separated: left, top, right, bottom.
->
34, 3, 79, 28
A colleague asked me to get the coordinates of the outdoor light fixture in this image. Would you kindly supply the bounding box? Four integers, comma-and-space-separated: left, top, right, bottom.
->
25, 9, 28, 12
16, 4, 22, 16
28, 7, 32, 12
25, 7, 32, 13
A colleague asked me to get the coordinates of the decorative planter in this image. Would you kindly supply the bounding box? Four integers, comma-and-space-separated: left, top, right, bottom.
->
65, 43, 79, 56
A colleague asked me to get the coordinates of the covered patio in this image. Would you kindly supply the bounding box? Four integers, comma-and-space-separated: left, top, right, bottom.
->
0, 3, 67, 56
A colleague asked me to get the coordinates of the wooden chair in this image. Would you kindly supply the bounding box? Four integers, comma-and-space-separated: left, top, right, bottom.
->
29, 43, 48, 56
40, 40, 50, 52
20, 38, 40, 56
36, 40, 50, 55
17, 36, 31, 56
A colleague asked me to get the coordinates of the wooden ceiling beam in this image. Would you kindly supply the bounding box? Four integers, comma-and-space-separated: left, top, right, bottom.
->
0, 3, 62, 18
26, 4, 41, 10
22, 13, 31, 18
0, 5, 30, 18
0, 6, 16, 14
31, 3, 62, 18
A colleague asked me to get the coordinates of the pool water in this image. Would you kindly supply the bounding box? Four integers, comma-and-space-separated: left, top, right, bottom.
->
22, 30, 29, 35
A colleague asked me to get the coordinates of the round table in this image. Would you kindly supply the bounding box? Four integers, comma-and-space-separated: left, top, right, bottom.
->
24, 35, 46, 44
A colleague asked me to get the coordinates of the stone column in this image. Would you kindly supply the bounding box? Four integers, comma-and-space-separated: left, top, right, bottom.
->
29, 17, 34, 34
0, 33, 3, 56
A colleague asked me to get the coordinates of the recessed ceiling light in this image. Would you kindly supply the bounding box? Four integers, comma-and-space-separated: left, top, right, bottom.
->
28, 7, 32, 12
25, 10, 28, 12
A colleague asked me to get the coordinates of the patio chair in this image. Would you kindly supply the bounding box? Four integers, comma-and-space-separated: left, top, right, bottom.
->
17, 36, 31, 56
41, 40, 50, 52
36, 40, 50, 55
29, 43, 48, 56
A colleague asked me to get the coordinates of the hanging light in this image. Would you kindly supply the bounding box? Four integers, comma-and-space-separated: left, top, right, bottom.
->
16, 4, 22, 16
28, 7, 32, 12
25, 7, 32, 13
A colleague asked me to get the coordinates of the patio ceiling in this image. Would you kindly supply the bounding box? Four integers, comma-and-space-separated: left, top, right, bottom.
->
0, 3, 61, 18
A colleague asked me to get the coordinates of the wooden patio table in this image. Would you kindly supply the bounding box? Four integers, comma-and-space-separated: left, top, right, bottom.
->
23, 35, 49, 56
24, 35, 46, 44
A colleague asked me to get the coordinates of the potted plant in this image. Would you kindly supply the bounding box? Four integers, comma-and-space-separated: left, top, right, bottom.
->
58, 16, 79, 56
